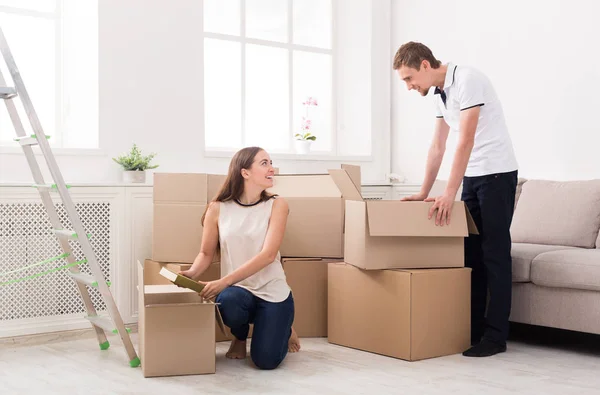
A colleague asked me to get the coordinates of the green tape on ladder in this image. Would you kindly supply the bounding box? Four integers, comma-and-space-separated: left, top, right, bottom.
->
99, 341, 110, 350
0, 253, 70, 277
0, 259, 87, 286
31, 184, 72, 190
13, 134, 51, 141
91, 280, 112, 288
129, 357, 140, 368
112, 327, 132, 334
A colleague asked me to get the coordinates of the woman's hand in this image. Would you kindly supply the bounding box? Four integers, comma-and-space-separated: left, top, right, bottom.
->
199, 278, 229, 300
179, 268, 199, 281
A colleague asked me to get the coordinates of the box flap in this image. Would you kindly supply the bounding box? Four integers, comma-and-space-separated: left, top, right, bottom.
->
268, 174, 342, 197
328, 169, 363, 201
214, 305, 226, 335
154, 173, 208, 204
465, 205, 479, 235
366, 201, 469, 237
341, 164, 361, 190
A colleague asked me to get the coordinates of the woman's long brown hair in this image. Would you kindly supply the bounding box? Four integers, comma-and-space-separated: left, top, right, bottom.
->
201, 146, 275, 225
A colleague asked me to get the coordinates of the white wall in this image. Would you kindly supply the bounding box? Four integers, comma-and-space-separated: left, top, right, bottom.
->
391, 0, 600, 184
0, 0, 390, 185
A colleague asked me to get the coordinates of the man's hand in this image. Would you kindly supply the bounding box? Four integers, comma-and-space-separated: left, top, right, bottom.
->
199, 278, 230, 300
401, 192, 428, 201
425, 193, 455, 226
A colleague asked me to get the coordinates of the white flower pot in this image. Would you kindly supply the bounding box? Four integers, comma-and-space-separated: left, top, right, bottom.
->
294, 140, 312, 154
123, 170, 146, 183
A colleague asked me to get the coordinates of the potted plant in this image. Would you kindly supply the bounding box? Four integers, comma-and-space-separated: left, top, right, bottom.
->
112, 144, 159, 183
294, 96, 318, 154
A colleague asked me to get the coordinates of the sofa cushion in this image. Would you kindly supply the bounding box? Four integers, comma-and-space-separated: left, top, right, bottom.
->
511, 243, 576, 282
511, 180, 600, 248
531, 249, 600, 292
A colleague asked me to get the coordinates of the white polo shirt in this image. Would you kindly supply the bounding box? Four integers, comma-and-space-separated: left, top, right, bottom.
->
434, 63, 518, 177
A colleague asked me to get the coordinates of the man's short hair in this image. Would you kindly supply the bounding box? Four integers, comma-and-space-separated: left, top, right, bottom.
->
393, 42, 441, 70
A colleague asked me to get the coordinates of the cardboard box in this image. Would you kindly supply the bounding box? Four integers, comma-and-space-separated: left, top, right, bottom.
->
152, 173, 225, 263
267, 165, 361, 258
138, 260, 225, 377
282, 258, 342, 337
326, 169, 478, 269
143, 259, 252, 342
327, 263, 471, 361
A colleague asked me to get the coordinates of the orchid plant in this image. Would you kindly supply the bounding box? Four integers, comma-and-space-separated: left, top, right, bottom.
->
295, 96, 318, 141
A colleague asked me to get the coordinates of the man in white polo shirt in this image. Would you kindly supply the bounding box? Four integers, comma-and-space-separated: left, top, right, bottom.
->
393, 42, 518, 357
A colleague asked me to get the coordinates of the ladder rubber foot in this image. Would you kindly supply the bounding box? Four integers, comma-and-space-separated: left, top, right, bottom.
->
129, 357, 141, 368
99, 341, 110, 350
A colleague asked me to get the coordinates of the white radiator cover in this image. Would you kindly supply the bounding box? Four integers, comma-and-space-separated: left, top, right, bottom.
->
0, 185, 152, 338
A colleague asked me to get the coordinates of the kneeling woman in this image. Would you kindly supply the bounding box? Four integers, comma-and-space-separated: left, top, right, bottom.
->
181, 146, 300, 370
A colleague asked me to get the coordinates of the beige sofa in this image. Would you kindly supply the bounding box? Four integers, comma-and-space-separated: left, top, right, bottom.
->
509, 178, 600, 335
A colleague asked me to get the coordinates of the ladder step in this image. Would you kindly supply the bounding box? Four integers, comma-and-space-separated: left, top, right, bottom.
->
0, 86, 16, 99
32, 183, 72, 191
67, 272, 112, 288
14, 134, 51, 147
53, 229, 92, 239
86, 315, 131, 334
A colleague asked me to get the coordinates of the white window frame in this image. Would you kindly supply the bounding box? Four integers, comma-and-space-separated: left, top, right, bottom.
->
201, 0, 372, 161
0, 1, 102, 155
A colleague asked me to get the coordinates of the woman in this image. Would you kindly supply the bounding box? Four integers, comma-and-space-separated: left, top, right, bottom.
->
180, 146, 300, 370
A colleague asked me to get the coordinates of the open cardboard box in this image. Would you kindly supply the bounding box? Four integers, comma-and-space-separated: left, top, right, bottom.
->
142, 259, 249, 342
152, 173, 225, 263
267, 165, 360, 258
327, 169, 479, 269
328, 262, 471, 361
137, 260, 226, 377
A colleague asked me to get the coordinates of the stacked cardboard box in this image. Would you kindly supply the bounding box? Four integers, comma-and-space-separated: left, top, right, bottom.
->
324, 168, 476, 361
268, 165, 360, 338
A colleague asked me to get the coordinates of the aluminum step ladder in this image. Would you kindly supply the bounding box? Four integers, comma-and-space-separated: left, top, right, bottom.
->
0, 26, 139, 367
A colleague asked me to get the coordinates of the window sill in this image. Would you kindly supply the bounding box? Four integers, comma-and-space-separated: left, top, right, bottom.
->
204, 150, 373, 162
0, 146, 106, 156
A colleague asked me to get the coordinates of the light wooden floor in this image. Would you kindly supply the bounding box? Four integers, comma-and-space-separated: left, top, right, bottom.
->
1, 324, 600, 395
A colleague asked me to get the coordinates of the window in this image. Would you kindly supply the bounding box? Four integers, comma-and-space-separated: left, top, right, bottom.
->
203, 0, 335, 154
0, 0, 98, 149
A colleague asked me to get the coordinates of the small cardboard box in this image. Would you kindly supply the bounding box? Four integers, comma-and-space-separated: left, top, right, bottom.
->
282, 258, 342, 337
152, 173, 225, 263
327, 262, 471, 361
138, 260, 225, 377
327, 169, 478, 270
142, 259, 251, 342
267, 165, 360, 258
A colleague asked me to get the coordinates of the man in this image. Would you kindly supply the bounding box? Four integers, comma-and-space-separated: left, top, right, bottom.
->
393, 42, 518, 357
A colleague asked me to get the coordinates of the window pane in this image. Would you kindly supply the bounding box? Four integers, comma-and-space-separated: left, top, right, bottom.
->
0, 0, 56, 13
0, 13, 55, 144
245, 44, 288, 151
62, 0, 98, 149
204, 38, 242, 149
204, 0, 240, 36
246, 0, 287, 43
293, 51, 331, 152
293, 0, 331, 49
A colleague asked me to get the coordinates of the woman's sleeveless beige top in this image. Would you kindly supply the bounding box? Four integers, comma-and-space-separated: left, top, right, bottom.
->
218, 197, 290, 302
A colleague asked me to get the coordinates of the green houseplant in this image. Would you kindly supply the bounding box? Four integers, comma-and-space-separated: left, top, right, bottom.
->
112, 144, 158, 183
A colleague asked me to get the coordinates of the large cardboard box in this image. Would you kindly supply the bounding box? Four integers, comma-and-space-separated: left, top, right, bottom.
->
327, 169, 478, 269
267, 165, 361, 258
328, 263, 471, 361
138, 260, 225, 377
282, 258, 342, 337
152, 173, 225, 263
